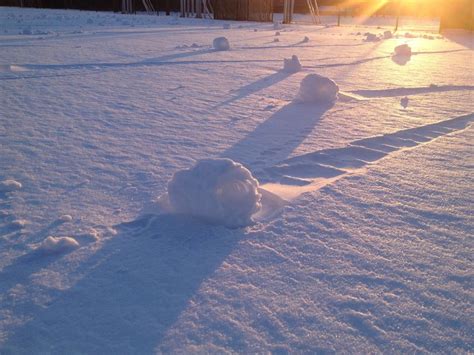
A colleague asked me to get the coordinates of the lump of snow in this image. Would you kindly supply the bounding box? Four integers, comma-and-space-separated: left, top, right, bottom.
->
36, 236, 79, 254
400, 97, 409, 108
283, 55, 302, 73
404, 32, 417, 38
59, 214, 73, 222
11, 219, 28, 228
296, 74, 339, 104
167, 158, 262, 228
223, 23, 231, 29
302, 36, 310, 43
0, 179, 22, 192
383, 30, 393, 39
21, 27, 32, 35
274, 38, 280, 43
275, 31, 281, 36
394, 43, 412, 56
365, 33, 380, 42
213, 37, 230, 51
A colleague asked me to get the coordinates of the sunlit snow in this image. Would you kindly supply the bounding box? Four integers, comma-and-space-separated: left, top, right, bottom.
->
1, 6, 473, 354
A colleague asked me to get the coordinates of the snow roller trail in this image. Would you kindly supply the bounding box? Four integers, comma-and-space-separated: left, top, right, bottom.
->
257, 113, 474, 202
338, 85, 474, 102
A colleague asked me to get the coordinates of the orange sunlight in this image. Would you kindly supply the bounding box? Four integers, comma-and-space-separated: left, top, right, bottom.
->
339, 0, 392, 24
337, 0, 444, 24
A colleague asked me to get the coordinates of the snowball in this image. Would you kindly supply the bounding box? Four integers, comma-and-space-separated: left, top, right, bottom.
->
0, 179, 22, 192
167, 158, 262, 228
213, 37, 230, 51
36, 236, 79, 254
275, 31, 281, 36
274, 38, 280, 43
296, 74, 339, 104
383, 30, 393, 39
400, 97, 409, 108
394, 44, 412, 56
302, 36, 310, 43
59, 214, 73, 222
283, 55, 302, 73
365, 33, 380, 42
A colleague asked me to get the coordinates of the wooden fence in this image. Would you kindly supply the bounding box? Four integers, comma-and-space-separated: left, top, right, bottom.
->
213, 0, 273, 22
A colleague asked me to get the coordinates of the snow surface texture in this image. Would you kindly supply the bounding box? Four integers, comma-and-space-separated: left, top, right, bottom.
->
35, 236, 79, 254
213, 36, 230, 51
1, 6, 473, 354
167, 159, 262, 228
283, 55, 302, 73
296, 74, 339, 103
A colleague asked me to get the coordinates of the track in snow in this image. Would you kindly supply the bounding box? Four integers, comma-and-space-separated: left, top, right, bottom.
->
258, 113, 474, 201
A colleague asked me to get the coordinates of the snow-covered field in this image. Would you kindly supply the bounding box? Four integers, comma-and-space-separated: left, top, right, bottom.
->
1, 6, 473, 353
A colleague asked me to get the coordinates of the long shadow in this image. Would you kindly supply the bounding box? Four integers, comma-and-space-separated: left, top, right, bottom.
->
0, 217, 81, 294
263, 113, 474, 187
2, 214, 243, 353
351, 85, 474, 98
5, 58, 282, 77
17, 47, 215, 72
239, 42, 367, 50
305, 55, 390, 69
442, 31, 474, 50
221, 102, 333, 175
0, 26, 225, 45
0, 59, 283, 81
214, 70, 294, 108
412, 49, 469, 55
0, 249, 63, 294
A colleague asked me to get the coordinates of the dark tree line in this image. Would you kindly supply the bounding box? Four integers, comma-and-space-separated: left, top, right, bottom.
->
0, 0, 180, 12
1, 0, 347, 13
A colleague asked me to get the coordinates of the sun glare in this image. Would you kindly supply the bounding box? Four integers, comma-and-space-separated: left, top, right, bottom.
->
337, 0, 442, 25
339, 0, 391, 24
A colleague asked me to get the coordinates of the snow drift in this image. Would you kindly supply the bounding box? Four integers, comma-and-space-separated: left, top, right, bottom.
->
296, 74, 339, 103
283, 55, 302, 73
36, 236, 79, 254
213, 37, 230, 51
167, 158, 262, 228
